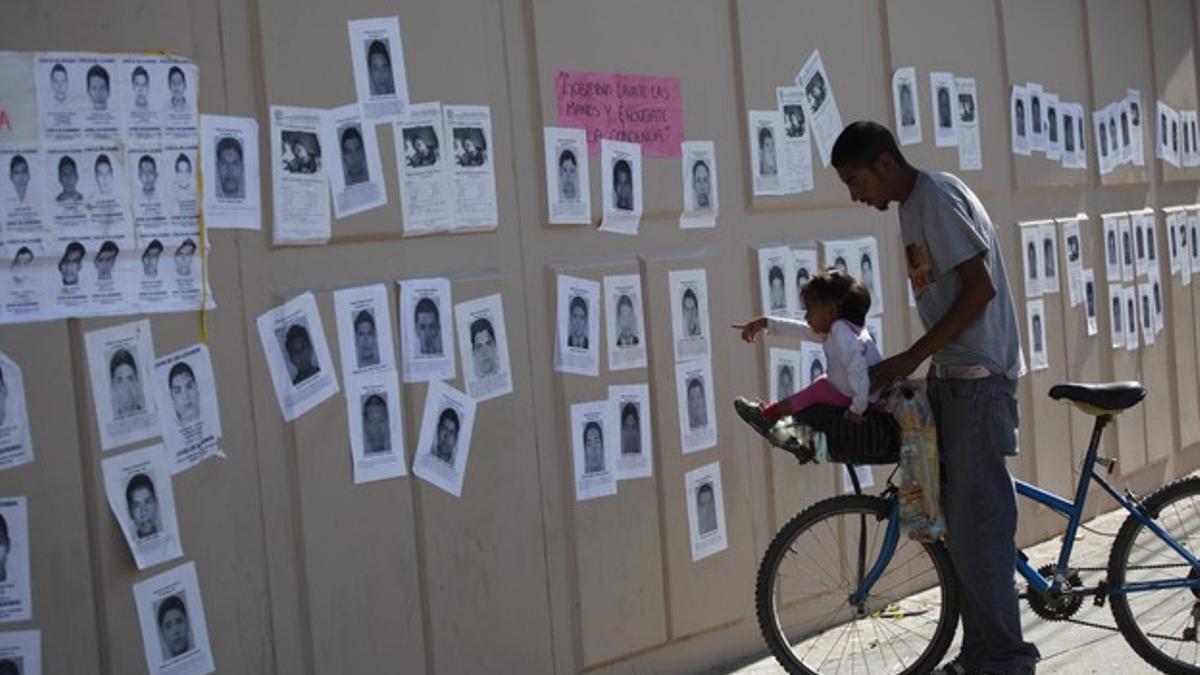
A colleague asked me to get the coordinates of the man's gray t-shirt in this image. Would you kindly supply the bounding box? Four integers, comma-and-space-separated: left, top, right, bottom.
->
898, 171, 1025, 379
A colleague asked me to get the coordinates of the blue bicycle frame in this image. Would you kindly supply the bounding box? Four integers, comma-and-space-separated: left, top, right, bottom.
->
848, 413, 1200, 607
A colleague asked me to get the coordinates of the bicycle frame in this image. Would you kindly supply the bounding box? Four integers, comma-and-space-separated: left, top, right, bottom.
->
848, 413, 1200, 607
1015, 413, 1200, 597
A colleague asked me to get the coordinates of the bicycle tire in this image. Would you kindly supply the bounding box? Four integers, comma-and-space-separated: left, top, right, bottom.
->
1108, 475, 1200, 674
755, 494, 960, 675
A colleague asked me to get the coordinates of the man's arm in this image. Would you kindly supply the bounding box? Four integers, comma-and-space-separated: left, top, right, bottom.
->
869, 253, 995, 389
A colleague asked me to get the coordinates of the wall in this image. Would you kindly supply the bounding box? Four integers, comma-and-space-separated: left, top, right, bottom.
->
3, 0, 1200, 673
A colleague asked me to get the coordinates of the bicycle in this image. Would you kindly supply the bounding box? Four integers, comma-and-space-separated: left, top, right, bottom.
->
754, 381, 1200, 674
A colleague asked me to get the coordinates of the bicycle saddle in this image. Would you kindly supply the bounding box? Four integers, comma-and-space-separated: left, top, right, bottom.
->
1048, 381, 1147, 414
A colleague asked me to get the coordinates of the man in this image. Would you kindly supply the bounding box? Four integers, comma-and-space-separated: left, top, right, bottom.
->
784, 105, 805, 138
56, 156, 83, 203
960, 94, 976, 124
137, 155, 158, 201
691, 160, 712, 209
831, 121, 1037, 675
899, 82, 915, 127
126, 473, 158, 539
49, 63, 69, 104
94, 154, 114, 196
167, 66, 187, 112
215, 136, 245, 199
1047, 106, 1057, 143
1031, 94, 1042, 136
758, 126, 777, 176
362, 394, 390, 455
284, 323, 321, 385
157, 594, 191, 657
1015, 98, 1026, 139
10, 247, 33, 286
340, 126, 369, 185
777, 364, 795, 398
1032, 314, 1043, 354
682, 288, 702, 337
414, 297, 442, 356
167, 362, 201, 425
614, 294, 639, 347
567, 295, 589, 349
110, 348, 145, 417
432, 407, 459, 463
131, 66, 150, 110
94, 240, 118, 281
696, 483, 718, 534
58, 241, 85, 286
287, 136, 319, 174
9, 155, 30, 203
353, 310, 380, 368
937, 86, 952, 129
458, 134, 485, 167
1086, 280, 1096, 319
796, 266, 810, 310
686, 377, 707, 429
408, 134, 437, 168
620, 403, 640, 455
174, 239, 196, 277
366, 40, 395, 96
557, 150, 579, 203
174, 154, 193, 195
1043, 237, 1055, 279
613, 159, 633, 211
833, 256, 848, 274
860, 253, 876, 299
805, 72, 827, 111
142, 240, 163, 278
582, 421, 604, 473
1107, 230, 1118, 266
470, 318, 499, 378
809, 357, 824, 383
86, 65, 109, 111
767, 265, 786, 310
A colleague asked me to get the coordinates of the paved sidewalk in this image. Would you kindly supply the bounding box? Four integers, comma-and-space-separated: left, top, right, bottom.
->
721, 504, 1176, 674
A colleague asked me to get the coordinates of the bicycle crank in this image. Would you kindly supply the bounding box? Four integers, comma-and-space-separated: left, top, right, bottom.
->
1027, 564, 1085, 621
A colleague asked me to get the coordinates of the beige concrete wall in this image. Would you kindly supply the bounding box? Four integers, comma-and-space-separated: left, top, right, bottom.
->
4, 0, 1200, 673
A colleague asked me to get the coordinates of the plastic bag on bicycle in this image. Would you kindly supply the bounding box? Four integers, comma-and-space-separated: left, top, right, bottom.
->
886, 379, 946, 542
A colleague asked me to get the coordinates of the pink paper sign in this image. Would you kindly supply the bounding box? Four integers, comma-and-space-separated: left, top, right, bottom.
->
555, 70, 684, 158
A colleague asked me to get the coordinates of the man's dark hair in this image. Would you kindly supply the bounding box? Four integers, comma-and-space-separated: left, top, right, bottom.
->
559, 149, 576, 168
470, 318, 494, 344
168, 362, 195, 387
438, 407, 459, 432
621, 402, 639, 425
367, 40, 390, 63
414, 297, 438, 322
697, 482, 714, 499
143, 239, 163, 258
175, 153, 191, 170
616, 294, 634, 313
583, 420, 602, 443
801, 269, 871, 326
692, 159, 709, 177
831, 121, 911, 170
569, 295, 587, 316
168, 66, 185, 84
61, 241, 85, 264
157, 594, 187, 627
138, 154, 156, 171
125, 472, 156, 508
285, 324, 311, 356
688, 376, 704, 396
86, 65, 109, 88
9, 155, 27, 173
341, 126, 363, 149
176, 238, 196, 255
109, 348, 138, 379
51, 63, 66, 77
132, 66, 149, 82
768, 265, 784, 286
353, 309, 375, 333
758, 126, 773, 147
682, 288, 698, 307
613, 159, 631, 182
14, 246, 33, 261
58, 155, 76, 174
95, 154, 112, 171
97, 240, 119, 258
216, 136, 243, 161
363, 394, 387, 412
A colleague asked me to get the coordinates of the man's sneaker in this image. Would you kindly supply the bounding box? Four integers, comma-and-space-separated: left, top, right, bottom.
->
734, 397, 775, 439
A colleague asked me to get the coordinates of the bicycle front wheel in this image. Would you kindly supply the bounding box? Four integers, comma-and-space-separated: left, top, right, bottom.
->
1108, 475, 1200, 674
755, 493, 960, 675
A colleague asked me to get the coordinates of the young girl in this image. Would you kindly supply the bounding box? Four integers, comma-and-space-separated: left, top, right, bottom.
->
733, 269, 882, 441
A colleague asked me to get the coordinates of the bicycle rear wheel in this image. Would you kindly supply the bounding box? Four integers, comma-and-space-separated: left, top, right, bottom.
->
755, 494, 959, 675
1108, 475, 1200, 674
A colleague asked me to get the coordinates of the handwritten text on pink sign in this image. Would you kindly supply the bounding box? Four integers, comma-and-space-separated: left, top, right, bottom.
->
556, 71, 684, 158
